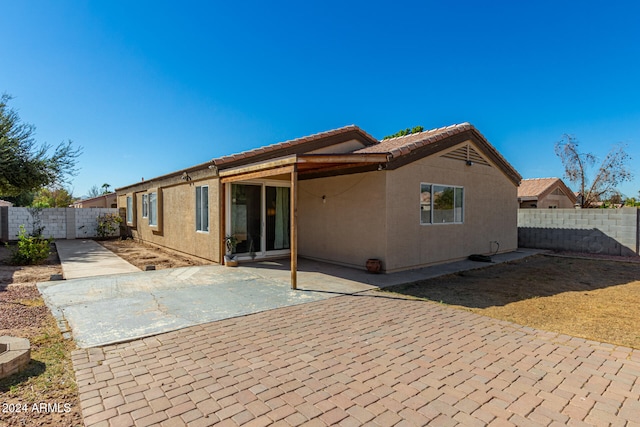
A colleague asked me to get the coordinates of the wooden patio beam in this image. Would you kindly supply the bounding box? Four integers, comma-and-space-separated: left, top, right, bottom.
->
297, 153, 389, 164
220, 165, 295, 184
218, 156, 297, 178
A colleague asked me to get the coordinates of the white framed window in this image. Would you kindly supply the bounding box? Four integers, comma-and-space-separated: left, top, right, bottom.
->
420, 183, 464, 224
196, 185, 209, 232
142, 194, 149, 218
126, 196, 133, 224
148, 192, 158, 226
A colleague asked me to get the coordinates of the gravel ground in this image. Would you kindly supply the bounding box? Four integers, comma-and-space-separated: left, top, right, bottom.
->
0, 284, 50, 331
0, 245, 82, 427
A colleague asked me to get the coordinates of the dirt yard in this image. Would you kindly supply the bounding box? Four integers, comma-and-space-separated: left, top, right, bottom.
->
383, 253, 640, 349
97, 238, 209, 270
0, 244, 82, 427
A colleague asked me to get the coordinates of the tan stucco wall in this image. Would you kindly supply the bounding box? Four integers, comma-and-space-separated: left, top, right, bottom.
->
74, 193, 117, 208
116, 139, 518, 272
298, 141, 519, 272
383, 145, 518, 272
298, 172, 387, 270
537, 193, 576, 209
118, 177, 221, 263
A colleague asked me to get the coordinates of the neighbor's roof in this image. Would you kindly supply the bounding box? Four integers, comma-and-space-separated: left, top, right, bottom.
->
518, 178, 577, 202
73, 192, 116, 204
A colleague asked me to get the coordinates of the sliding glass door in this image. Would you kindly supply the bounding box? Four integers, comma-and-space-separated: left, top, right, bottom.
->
230, 184, 261, 254
266, 186, 290, 251
229, 182, 290, 257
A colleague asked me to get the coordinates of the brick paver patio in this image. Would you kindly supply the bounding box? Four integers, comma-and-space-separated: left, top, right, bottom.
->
73, 291, 640, 426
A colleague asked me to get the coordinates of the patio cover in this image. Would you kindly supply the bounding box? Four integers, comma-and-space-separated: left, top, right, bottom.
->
218, 153, 389, 289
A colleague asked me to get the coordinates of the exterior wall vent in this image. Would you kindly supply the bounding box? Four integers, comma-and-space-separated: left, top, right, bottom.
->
442, 143, 491, 167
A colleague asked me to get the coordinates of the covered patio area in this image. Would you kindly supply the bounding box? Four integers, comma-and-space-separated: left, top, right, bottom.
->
218, 152, 389, 289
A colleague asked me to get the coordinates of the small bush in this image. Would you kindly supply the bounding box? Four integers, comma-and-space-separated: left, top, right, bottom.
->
96, 213, 123, 238
8, 225, 53, 265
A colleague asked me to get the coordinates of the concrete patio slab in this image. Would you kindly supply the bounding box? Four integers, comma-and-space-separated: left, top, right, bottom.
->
55, 239, 140, 279
38, 263, 377, 348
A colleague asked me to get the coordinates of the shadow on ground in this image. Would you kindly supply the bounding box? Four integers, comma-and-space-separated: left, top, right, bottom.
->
0, 360, 46, 393
382, 254, 640, 309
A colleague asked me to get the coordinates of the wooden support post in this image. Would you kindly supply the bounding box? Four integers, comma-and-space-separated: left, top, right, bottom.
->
290, 167, 298, 289
636, 207, 639, 255
220, 182, 226, 264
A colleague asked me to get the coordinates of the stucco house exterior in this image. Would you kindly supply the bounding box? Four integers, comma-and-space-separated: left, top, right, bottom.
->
517, 178, 577, 209
116, 123, 521, 276
73, 192, 117, 208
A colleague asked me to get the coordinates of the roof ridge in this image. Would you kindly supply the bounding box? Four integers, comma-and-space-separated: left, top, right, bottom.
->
381, 122, 472, 142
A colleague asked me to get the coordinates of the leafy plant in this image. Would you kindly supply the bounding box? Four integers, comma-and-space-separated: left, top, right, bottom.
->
382, 126, 424, 140
0, 93, 82, 196
7, 225, 53, 265
96, 213, 123, 238
32, 186, 75, 207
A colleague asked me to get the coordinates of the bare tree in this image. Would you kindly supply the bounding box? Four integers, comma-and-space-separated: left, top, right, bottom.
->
554, 134, 633, 208
87, 185, 102, 198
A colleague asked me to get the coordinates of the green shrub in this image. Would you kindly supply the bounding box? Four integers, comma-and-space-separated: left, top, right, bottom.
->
96, 213, 123, 238
8, 225, 53, 265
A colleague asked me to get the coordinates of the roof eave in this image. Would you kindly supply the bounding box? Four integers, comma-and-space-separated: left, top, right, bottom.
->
384, 127, 522, 186
212, 126, 378, 170
218, 153, 390, 182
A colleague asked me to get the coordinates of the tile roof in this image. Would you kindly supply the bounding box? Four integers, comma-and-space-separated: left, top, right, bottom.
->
117, 122, 522, 191
518, 178, 576, 202
354, 122, 521, 185
518, 178, 562, 198
355, 123, 474, 155
213, 125, 378, 167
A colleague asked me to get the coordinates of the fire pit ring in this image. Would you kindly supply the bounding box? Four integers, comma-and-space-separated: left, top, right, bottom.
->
0, 336, 31, 379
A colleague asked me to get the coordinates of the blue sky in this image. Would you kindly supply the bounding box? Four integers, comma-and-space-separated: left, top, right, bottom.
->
1, 1, 639, 199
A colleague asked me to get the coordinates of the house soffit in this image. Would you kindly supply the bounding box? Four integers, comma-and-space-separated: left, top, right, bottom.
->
218, 153, 389, 183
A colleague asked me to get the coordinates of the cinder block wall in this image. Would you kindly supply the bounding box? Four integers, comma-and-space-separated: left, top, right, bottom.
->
518, 208, 639, 256
0, 207, 120, 241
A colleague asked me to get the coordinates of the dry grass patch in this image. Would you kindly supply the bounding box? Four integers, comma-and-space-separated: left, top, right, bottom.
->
383, 254, 640, 349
